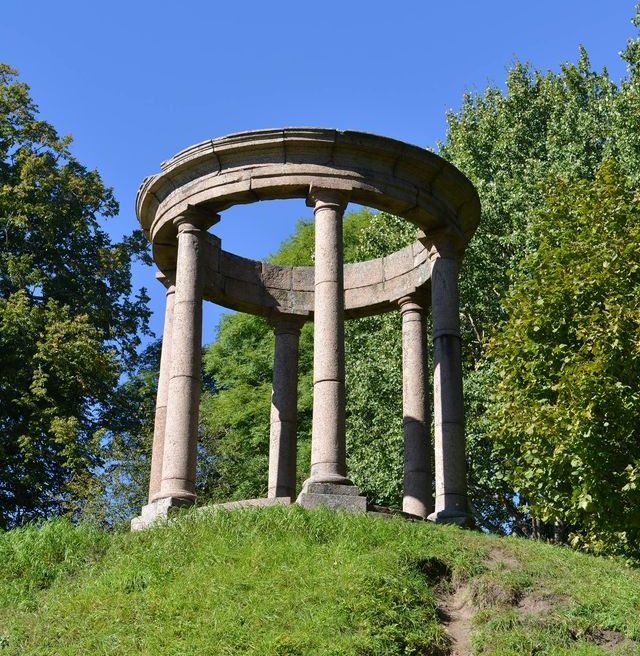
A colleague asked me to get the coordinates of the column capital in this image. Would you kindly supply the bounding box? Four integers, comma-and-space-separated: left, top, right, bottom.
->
155, 270, 176, 293
306, 186, 349, 213
398, 294, 426, 315
417, 227, 465, 261
268, 313, 305, 336
173, 205, 221, 233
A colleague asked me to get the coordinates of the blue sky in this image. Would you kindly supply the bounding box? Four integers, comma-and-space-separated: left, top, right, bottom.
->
1, 1, 637, 344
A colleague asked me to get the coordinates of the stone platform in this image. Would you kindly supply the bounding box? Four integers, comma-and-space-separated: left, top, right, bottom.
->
297, 482, 368, 513
131, 496, 292, 531
131, 490, 471, 531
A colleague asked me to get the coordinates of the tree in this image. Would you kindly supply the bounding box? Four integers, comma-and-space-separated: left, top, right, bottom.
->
0, 64, 151, 528
438, 46, 635, 533
486, 162, 640, 561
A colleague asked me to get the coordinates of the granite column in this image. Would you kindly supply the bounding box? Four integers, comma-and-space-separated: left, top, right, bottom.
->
148, 272, 176, 502
426, 234, 469, 525
399, 294, 433, 518
306, 189, 350, 487
154, 211, 216, 504
268, 315, 304, 499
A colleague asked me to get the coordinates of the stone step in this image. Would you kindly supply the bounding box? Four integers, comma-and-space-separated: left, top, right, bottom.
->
297, 491, 367, 513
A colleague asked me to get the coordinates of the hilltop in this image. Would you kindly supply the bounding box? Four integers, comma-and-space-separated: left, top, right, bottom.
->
0, 507, 639, 655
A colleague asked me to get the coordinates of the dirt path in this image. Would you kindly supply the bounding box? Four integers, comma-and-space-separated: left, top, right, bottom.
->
436, 547, 519, 655
439, 583, 473, 656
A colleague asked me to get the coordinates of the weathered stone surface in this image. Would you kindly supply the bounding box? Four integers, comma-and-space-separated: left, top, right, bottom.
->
148, 274, 175, 502
383, 247, 414, 280
154, 216, 212, 504
303, 482, 361, 496
201, 497, 292, 512
384, 274, 413, 298
427, 239, 470, 525
344, 258, 384, 289
220, 252, 262, 285
131, 496, 192, 531
292, 266, 314, 292
297, 483, 367, 513
170, 239, 435, 320
400, 295, 433, 519
139, 128, 479, 254
262, 263, 292, 290
307, 190, 351, 488
224, 278, 265, 307
268, 316, 303, 499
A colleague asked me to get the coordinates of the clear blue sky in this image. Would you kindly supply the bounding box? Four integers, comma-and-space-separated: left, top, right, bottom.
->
1, 1, 636, 344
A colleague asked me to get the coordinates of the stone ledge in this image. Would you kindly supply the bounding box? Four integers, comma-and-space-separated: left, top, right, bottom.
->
199, 497, 292, 512
131, 497, 293, 531
302, 482, 359, 496
297, 492, 367, 513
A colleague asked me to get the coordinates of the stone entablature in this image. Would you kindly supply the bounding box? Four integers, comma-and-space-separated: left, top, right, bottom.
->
180, 238, 431, 319
132, 128, 480, 531
137, 128, 478, 269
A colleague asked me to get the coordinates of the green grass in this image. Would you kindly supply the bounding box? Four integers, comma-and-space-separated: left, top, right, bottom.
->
0, 507, 639, 655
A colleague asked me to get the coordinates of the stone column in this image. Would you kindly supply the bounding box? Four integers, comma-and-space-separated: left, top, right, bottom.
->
399, 295, 433, 518
306, 188, 350, 486
148, 272, 176, 503
425, 233, 469, 525
154, 211, 216, 504
268, 315, 304, 499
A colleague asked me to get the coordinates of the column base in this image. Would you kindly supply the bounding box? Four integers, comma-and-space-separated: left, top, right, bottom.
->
302, 472, 353, 487
131, 496, 193, 531
402, 497, 433, 520
427, 508, 472, 527
297, 482, 367, 513
268, 488, 296, 500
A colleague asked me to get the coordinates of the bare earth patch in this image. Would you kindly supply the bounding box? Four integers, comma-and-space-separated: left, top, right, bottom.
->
434, 547, 521, 655
439, 584, 473, 656
517, 591, 566, 615
434, 544, 638, 655
586, 627, 638, 652
485, 547, 520, 571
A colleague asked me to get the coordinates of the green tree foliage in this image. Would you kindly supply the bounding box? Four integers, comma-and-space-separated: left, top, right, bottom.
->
0, 64, 151, 528
486, 162, 640, 560
439, 38, 640, 535
441, 48, 619, 356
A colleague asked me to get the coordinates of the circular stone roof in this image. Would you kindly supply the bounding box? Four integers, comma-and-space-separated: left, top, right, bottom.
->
136, 128, 480, 319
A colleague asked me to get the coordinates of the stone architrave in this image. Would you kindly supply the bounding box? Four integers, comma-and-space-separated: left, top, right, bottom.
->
399, 295, 433, 518
425, 233, 470, 525
154, 210, 217, 505
268, 315, 304, 499
148, 272, 176, 502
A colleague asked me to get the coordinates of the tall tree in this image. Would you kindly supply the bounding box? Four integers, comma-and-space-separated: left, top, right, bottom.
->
439, 48, 629, 533
0, 64, 151, 528
486, 162, 640, 560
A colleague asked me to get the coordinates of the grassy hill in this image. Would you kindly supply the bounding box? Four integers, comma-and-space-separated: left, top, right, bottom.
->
0, 507, 639, 655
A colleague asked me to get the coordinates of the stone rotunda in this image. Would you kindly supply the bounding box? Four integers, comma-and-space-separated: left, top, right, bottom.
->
131, 128, 480, 531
